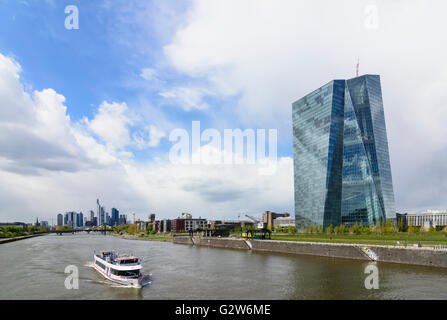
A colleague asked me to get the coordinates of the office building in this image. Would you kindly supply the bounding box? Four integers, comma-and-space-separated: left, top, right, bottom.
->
77, 212, 83, 227
111, 208, 119, 226
292, 74, 395, 229
57, 214, 63, 226
402, 210, 447, 229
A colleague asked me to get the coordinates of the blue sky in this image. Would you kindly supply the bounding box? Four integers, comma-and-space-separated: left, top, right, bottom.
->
1, 0, 447, 223
0, 0, 292, 161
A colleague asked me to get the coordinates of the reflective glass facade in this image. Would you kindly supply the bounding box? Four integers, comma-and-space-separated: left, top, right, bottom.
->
293, 75, 395, 229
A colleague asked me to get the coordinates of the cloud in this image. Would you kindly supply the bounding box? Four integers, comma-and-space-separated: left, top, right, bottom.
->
0, 54, 119, 175
133, 125, 166, 149
159, 86, 210, 111
0, 53, 293, 222
162, 0, 447, 213
140, 68, 157, 81
84, 101, 134, 151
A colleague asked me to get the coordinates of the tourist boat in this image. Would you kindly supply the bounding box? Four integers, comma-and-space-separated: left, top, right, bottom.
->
93, 250, 150, 288
360, 247, 378, 261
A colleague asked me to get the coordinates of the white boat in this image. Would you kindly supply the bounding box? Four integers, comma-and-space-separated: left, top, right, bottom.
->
93, 250, 150, 288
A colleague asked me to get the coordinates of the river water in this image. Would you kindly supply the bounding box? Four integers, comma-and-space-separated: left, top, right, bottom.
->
0, 233, 446, 299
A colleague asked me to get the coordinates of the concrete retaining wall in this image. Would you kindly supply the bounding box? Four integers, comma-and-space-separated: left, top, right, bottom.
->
173, 236, 447, 268
251, 239, 368, 261
368, 245, 447, 268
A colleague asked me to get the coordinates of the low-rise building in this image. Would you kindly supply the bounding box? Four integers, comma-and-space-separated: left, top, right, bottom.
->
171, 219, 185, 233
154, 220, 161, 232
171, 215, 207, 233
161, 219, 171, 232
262, 211, 290, 229
136, 220, 146, 231
184, 218, 206, 232
404, 210, 447, 229
273, 217, 295, 228
0, 222, 27, 229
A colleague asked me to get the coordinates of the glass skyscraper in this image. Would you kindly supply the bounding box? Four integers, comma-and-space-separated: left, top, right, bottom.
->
292, 74, 395, 229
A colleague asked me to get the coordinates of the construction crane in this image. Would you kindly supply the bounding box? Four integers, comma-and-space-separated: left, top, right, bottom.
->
356, 57, 360, 77
243, 214, 271, 240
245, 214, 266, 230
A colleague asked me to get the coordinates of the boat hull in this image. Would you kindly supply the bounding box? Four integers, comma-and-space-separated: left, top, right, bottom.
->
93, 255, 149, 288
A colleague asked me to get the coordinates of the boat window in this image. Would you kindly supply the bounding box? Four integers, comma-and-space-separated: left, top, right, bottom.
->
120, 259, 138, 264
96, 261, 106, 270
116, 269, 140, 277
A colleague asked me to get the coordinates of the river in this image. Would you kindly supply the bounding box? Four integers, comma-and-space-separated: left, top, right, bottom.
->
0, 233, 446, 299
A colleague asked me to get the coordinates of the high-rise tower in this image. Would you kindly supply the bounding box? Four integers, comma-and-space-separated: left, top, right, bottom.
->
292, 74, 395, 229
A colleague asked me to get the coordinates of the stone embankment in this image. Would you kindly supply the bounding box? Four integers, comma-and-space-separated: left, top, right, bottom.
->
173, 236, 447, 268
0, 234, 44, 244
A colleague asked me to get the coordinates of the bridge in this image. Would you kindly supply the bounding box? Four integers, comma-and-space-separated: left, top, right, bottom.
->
49, 227, 112, 235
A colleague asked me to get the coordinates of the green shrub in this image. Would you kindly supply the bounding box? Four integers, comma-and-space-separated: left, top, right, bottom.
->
325, 224, 334, 234
288, 226, 297, 234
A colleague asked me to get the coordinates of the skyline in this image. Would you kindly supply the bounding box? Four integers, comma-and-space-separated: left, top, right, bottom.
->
1, 1, 447, 222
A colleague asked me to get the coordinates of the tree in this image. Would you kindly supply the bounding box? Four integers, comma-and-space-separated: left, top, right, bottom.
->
325, 224, 334, 234
288, 226, 297, 234
146, 223, 153, 234
127, 224, 138, 235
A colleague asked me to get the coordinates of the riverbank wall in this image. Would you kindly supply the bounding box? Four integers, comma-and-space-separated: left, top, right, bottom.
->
112, 233, 172, 242
0, 234, 45, 245
173, 236, 447, 268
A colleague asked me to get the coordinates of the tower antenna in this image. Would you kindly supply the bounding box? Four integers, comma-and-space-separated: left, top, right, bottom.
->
356, 58, 360, 77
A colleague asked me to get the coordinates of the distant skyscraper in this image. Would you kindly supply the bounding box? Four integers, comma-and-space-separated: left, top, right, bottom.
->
64, 212, 76, 228
97, 199, 101, 225
100, 206, 105, 226
111, 208, 119, 226
57, 214, 63, 226
292, 74, 395, 229
77, 212, 84, 227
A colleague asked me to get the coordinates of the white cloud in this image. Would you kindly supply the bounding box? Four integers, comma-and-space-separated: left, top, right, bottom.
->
162, 0, 447, 213
147, 125, 166, 147
85, 101, 133, 151
133, 125, 166, 149
140, 67, 157, 81
0, 53, 293, 222
0, 54, 119, 175
159, 86, 210, 111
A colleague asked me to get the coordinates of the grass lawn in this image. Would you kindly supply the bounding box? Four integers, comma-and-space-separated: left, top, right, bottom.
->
269, 233, 447, 246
